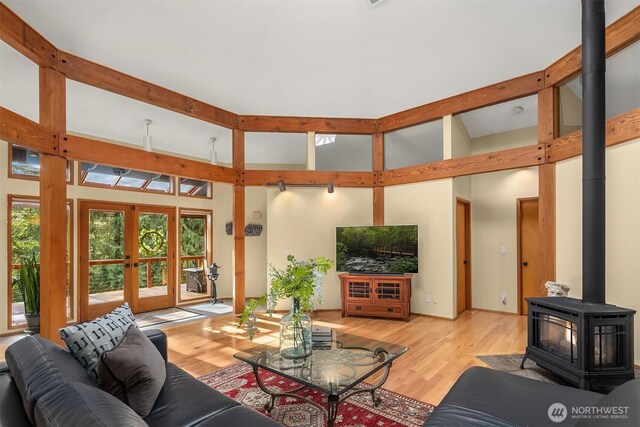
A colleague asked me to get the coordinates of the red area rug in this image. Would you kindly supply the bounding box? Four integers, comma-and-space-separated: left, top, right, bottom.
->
198, 362, 434, 427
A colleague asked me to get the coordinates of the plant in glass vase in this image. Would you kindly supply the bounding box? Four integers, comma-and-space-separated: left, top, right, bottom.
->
239, 255, 334, 359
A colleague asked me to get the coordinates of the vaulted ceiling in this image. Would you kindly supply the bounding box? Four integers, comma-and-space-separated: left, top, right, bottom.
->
1, 0, 637, 164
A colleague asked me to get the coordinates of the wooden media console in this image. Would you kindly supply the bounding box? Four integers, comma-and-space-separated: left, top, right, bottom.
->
339, 273, 412, 321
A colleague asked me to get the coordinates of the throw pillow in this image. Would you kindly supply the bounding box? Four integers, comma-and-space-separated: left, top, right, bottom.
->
98, 325, 167, 417
59, 302, 137, 381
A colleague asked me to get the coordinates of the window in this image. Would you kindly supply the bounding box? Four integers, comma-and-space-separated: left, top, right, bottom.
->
384, 119, 444, 170
178, 178, 212, 198
8, 196, 73, 328
178, 209, 212, 302
79, 163, 174, 194
9, 145, 73, 182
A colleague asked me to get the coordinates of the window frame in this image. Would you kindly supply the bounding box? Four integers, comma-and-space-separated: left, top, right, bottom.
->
8, 144, 74, 184
7, 195, 75, 330
177, 208, 213, 304
78, 163, 176, 196
177, 177, 213, 199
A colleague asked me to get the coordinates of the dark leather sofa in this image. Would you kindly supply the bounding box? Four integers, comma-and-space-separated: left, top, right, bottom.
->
425, 366, 640, 426
0, 330, 281, 427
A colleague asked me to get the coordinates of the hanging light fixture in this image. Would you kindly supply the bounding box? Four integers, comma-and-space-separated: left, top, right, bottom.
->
209, 137, 217, 165
143, 119, 153, 152
327, 182, 334, 194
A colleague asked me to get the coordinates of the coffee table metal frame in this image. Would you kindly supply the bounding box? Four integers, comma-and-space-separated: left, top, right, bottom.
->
236, 345, 402, 427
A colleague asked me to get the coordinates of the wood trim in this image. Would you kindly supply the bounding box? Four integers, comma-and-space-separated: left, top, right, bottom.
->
233, 129, 245, 169
177, 208, 213, 304
538, 87, 558, 145
516, 197, 539, 316
547, 108, 640, 162
233, 185, 246, 314
455, 198, 472, 314
545, 7, 640, 87
0, 107, 58, 155
241, 170, 376, 187
60, 133, 237, 183
380, 144, 545, 186
57, 51, 238, 129
238, 116, 376, 134
373, 133, 384, 225
377, 71, 545, 132
0, 3, 58, 68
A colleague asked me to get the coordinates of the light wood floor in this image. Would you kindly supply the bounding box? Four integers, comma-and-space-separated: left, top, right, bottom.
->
0, 309, 527, 405
160, 309, 528, 405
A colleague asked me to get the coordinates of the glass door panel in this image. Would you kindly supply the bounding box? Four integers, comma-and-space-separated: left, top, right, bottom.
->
133, 207, 175, 312
86, 209, 127, 317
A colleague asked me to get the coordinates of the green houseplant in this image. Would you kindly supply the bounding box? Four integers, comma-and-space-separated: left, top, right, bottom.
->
16, 254, 40, 334
239, 255, 334, 359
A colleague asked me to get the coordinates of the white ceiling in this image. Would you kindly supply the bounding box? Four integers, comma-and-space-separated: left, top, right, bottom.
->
1, 0, 638, 165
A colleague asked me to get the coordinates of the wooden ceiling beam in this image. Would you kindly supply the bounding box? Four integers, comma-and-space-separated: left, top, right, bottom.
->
0, 3, 58, 68
0, 106, 58, 155
241, 170, 375, 187
377, 71, 545, 133
238, 115, 377, 134
545, 6, 640, 87
379, 144, 545, 186
547, 108, 640, 162
59, 133, 237, 184
57, 51, 239, 129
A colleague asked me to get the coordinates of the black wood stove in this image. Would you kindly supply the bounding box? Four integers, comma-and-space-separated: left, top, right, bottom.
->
522, 0, 635, 391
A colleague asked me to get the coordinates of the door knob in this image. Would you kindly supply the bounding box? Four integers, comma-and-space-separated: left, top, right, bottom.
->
522, 261, 528, 266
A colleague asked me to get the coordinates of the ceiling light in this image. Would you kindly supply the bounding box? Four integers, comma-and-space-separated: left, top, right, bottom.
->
315, 134, 336, 147
511, 106, 524, 114
143, 119, 153, 152
209, 137, 217, 165
327, 182, 334, 194
277, 180, 286, 192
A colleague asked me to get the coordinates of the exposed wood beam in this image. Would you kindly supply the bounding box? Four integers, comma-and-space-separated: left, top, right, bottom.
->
545, 6, 640, 87
373, 133, 384, 225
547, 108, 640, 162
60, 133, 237, 183
38, 67, 67, 344
241, 170, 376, 187
57, 51, 238, 129
537, 87, 557, 289
238, 116, 377, 134
0, 3, 57, 68
232, 129, 245, 315
0, 107, 58, 155
379, 144, 545, 186
377, 71, 545, 132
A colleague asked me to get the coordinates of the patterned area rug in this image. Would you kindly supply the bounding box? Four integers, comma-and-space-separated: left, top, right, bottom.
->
135, 308, 203, 328
198, 362, 434, 427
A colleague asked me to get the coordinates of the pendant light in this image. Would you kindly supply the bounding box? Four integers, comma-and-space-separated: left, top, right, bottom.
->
209, 137, 217, 164
143, 119, 153, 152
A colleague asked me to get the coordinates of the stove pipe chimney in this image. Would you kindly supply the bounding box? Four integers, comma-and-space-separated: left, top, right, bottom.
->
581, 0, 606, 304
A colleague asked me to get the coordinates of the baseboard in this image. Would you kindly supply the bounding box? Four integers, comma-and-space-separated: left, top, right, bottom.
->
470, 307, 520, 316
410, 312, 454, 321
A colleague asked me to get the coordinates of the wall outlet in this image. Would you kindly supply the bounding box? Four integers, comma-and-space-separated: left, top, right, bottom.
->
501, 292, 507, 305
501, 246, 507, 255
424, 294, 432, 303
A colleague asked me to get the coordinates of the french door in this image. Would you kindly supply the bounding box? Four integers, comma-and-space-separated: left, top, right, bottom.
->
79, 201, 176, 321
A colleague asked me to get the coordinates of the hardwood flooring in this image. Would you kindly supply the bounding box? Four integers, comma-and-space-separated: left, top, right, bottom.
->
0, 309, 527, 405
160, 309, 528, 405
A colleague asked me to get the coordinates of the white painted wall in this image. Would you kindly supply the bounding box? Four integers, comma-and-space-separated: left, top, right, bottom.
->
385, 180, 455, 318
556, 139, 640, 364
245, 187, 268, 298
266, 187, 372, 310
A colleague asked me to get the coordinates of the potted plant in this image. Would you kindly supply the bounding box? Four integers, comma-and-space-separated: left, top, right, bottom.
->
239, 255, 334, 359
16, 254, 40, 334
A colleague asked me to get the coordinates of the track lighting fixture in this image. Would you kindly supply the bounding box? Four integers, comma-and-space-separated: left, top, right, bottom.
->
327, 182, 334, 193
277, 180, 287, 192
269, 181, 335, 194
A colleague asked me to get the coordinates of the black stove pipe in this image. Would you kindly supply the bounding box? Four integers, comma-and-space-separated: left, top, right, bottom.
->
581, 0, 606, 304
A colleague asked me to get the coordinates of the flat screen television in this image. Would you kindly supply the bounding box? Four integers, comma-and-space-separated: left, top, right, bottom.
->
336, 225, 418, 274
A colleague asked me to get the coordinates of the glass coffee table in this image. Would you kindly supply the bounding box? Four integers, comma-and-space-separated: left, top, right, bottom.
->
234, 332, 408, 427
